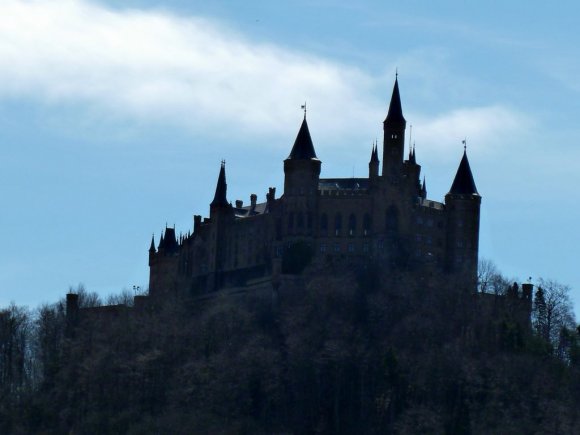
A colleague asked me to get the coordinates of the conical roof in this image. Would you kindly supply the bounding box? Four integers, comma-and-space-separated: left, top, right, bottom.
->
149, 235, 156, 253
370, 143, 379, 163
287, 118, 317, 160
384, 77, 406, 126
210, 161, 229, 207
449, 150, 478, 195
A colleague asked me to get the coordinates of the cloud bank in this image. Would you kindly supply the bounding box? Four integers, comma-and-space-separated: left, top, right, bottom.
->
0, 0, 528, 149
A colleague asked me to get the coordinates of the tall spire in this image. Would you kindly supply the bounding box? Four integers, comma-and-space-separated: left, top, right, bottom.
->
384, 76, 406, 127
409, 143, 416, 164
210, 160, 229, 207
370, 142, 379, 163
421, 176, 427, 197
149, 234, 156, 253
449, 150, 478, 195
287, 117, 317, 160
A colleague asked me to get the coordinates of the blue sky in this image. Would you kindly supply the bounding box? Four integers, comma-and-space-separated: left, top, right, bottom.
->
1, 0, 579, 318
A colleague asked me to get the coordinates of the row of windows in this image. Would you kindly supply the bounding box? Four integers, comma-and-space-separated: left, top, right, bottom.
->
288, 208, 400, 236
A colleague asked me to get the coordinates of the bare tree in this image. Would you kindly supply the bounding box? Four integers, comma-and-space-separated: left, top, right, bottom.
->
477, 259, 511, 295
534, 279, 576, 349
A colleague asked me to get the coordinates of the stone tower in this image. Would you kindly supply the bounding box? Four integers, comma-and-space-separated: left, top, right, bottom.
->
445, 149, 481, 287
382, 76, 406, 179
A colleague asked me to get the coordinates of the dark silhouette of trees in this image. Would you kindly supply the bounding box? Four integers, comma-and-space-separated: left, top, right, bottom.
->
0, 267, 578, 434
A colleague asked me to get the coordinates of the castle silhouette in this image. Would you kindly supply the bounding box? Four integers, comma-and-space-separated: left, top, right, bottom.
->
147, 77, 481, 298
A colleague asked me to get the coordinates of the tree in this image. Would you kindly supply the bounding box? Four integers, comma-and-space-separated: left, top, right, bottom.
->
477, 258, 511, 295
533, 279, 576, 351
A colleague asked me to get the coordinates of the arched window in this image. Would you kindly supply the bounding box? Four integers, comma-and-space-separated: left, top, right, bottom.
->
363, 213, 372, 236
297, 212, 304, 229
334, 213, 342, 236
348, 213, 356, 236
320, 213, 328, 234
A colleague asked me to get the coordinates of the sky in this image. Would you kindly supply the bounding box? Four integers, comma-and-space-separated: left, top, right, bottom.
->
1, 0, 579, 318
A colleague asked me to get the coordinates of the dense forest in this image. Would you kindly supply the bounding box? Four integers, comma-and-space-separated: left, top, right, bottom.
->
1, 261, 579, 434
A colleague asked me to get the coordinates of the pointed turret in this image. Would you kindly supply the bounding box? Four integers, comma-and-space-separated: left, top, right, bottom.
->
370, 143, 379, 163
284, 116, 321, 196
382, 76, 407, 177
287, 118, 318, 160
210, 161, 229, 207
421, 177, 427, 199
449, 150, 478, 195
384, 76, 406, 127
369, 142, 379, 179
409, 144, 416, 164
445, 148, 481, 287
149, 234, 156, 253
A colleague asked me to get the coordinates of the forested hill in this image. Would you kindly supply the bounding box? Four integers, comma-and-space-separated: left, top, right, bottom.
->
1, 266, 579, 434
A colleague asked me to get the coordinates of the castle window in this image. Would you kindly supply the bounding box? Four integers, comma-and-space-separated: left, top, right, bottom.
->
457, 240, 464, 248
378, 240, 384, 250
363, 243, 369, 253
363, 214, 372, 236
348, 213, 356, 236
347, 243, 355, 253
427, 219, 434, 227
320, 243, 327, 253
320, 213, 328, 235
334, 243, 341, 252
288, 212, 294, 230
416, 234, 422, 242
334, 213, 342, 236
458, 219, 464, 227
416, 216, 423, 225
307, 212, 313, 229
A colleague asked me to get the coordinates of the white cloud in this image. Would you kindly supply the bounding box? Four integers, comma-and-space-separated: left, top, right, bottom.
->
0, 0, 529, 150
0, 0, 378, 139
411, 105, 530, 161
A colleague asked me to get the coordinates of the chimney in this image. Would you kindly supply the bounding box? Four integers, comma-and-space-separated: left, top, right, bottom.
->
235, 200, 243, 208
250, 194, 257, 208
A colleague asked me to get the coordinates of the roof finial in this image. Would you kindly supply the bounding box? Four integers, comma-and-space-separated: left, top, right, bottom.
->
462, 137, 467, 152
301, 102, 307, 119
395, 67, 398, 80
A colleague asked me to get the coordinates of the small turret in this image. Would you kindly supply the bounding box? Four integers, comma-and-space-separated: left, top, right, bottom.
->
149, 234, 156, 253
369, 142, 379, 179
421, 177, 427, 199
383, 76, 407, 178
283, 116, 321, 196
409, 144, 416, 165
210, 161, 229, 208
449, 149, 478, 195
445, 148, 481, 288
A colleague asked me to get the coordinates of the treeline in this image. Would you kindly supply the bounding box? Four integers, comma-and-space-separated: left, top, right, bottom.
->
0, 263, 579, 434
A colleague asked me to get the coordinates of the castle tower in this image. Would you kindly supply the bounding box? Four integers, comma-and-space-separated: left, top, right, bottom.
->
444, 149, 481, 288
382, 76, 406, 179
369, 143, 379, 179
283, 116, 321, 197
210, 161, 231, 218
283, 116, 321, 237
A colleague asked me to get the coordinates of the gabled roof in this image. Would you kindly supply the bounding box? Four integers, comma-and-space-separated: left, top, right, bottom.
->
449, 150, 478, 195
287, 118, 317, 160
210, 161, 229, 207
384, 77, 406, 126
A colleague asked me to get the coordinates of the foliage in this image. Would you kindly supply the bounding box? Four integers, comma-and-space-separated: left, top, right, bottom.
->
0, 269, 578, 434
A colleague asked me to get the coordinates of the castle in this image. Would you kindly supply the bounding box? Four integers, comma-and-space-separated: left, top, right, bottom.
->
147, 77, 482, 299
